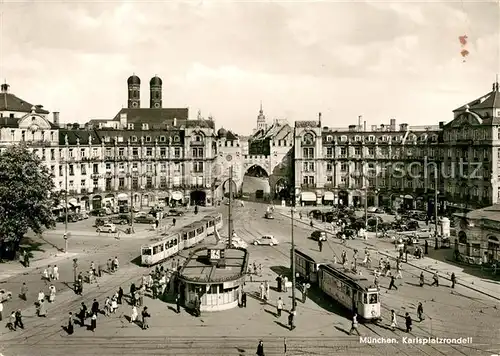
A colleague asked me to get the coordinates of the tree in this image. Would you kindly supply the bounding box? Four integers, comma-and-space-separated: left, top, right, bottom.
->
0, 144, 56, 260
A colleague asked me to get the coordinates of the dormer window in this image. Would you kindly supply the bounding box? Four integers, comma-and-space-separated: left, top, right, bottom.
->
174, 135, 180, 143
354, 136, 362, 142
409, 134, 417, 141
145, 136, 152, 142
160, 136, 166, 142
127, 123, 134, 130
368, 135, 375, 142
131, 136, 138, 142
326, 135, 333, 142
340, 135, 347, 142
194, 135, 203, 142
420, 134, 428, 142
105, 136, 111, 142
142, 123, 149, 130
381, 135, 388, 142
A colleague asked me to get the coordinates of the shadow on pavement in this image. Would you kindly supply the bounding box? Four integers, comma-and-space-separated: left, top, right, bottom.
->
130, 255, 143, 267
274, 320, 290, 330
334, 326, 350, 335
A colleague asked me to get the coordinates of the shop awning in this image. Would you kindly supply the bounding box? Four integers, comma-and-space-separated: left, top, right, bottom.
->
403, 195, 414, 199
117, 193, 128, 200
323, 192, 334, 201
171, 191, 183, 200
301, 192, 316, 202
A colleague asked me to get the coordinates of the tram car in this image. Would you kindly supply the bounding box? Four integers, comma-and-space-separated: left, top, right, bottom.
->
318, 263, 381, 321
294, 248, 331, 284
202, 213, 223, 235
141, 215, 222, 266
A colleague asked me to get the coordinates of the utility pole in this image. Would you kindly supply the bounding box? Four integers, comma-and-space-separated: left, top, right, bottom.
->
130, 171, 135, 234
434, 173, 439, 237
364, 181, 368, 230
228, 165, 233, 247
64, 147, 69, 253
291, 203, 296, 311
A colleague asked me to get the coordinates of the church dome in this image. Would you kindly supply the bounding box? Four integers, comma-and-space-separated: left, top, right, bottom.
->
217, 128, 227, 137
127, 74, 141, 85
150, 76, 162, 86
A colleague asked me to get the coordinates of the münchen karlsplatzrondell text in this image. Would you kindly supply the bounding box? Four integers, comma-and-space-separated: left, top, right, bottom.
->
360, 337, 473, 345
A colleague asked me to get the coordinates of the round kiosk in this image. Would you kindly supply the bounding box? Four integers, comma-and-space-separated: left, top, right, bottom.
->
178, 246, 248, 312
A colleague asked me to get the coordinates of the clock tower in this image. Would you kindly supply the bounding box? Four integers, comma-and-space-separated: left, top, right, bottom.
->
149, 75, 163, 108
127, 74, 141, 108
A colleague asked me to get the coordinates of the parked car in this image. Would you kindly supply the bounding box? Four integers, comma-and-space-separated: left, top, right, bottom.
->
95, 218, 109, 227
119, 206, 130, 214
56, 214, 79, 223
253, 235, 279, 246
309, 210, 323, 220
77, 212, 89, 220
367, 207, 384, 214
111, 215, 131, 225
167, 209, 184, 217
134, 215, 156, 224
310, 230, 327, 241
96, 223, 117, 233
90, 208, 106, 217
264, 211, 274, 219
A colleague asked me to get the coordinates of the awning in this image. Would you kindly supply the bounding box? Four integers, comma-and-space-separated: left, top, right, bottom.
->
171, 191, 183, 200
117, 193, 129, 200
301, 192, 316, 202
403, 195, 414, 199
52, 205, 64, 210
68, 198, 78, 205
157, 192, 168, 199
323, 192, 334, 201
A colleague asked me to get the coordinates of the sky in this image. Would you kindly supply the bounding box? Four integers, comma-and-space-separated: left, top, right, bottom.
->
1, 0, 499, 135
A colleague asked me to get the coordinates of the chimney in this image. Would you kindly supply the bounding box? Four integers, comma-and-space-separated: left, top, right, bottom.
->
358, 115, 362, 131
439, 121, 445, 128
318, 112, 322, 127
371, 125, 377, 131
399, 123, 408, 131
52, 112, 60, 126
173, 117, 177, 127
363, 121, 367, 132
390, 118, 396, 131
0, 83, 9, 93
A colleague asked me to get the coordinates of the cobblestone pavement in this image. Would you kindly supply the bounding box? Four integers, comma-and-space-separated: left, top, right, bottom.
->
0, 202, 498, 356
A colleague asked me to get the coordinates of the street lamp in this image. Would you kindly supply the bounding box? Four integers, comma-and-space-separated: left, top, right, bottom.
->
374, 189, 379, 238
290, 205, 297, 312
434, 172, 439, 237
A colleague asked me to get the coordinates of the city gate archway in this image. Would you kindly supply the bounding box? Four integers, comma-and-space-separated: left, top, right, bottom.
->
190, 190, 207, 206
241, 164, 270, 201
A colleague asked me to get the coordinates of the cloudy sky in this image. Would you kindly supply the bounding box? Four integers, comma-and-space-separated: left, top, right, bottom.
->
1, 0, 499, 134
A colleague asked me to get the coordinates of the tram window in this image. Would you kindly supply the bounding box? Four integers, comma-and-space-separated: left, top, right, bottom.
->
189, 231, 195, 238
153, 246, 161, 254
183, 233, 188, 240
142, 248, 152, 255
174, 239, 177, 245
369, 293, 378, 304
363, 293, 368, 304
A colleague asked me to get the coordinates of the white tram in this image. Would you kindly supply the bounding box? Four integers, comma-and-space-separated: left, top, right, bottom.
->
294, 248, 330, 284
202, 213, 223, 235
141, 214, 223, 267
318, 263, 381, 321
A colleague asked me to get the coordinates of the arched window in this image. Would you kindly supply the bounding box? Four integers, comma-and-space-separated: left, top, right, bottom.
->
303, 133, 314, 145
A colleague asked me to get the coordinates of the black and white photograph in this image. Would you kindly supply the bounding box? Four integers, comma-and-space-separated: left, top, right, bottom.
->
0, 1, 499, 355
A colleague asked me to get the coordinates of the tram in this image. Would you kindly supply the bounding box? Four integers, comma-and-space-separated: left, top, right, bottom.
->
141, 214, 223, 267
294, 248, 331, 284
318, 263, 381, 321
202, 213, 223, 235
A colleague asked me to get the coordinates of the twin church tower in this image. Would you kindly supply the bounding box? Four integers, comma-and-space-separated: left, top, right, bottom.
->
126, 74, 163, 109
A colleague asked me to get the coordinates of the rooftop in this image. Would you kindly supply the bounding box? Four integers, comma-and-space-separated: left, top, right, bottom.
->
179, 246, 248, 284
453, 82, 500, 112
457, 204, 500, 222
0, 83, 49, 114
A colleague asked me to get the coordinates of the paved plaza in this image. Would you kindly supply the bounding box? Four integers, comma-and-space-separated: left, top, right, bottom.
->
0, 203, 499, 356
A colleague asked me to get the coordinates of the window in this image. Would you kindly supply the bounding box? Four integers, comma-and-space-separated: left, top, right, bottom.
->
69, 165, 74, 176
302, 148, 314, 159
145, 136, 152, 142
80, 179, 86, 187
326, 135, 333, 142
174, 135, 180, 142
131, 136, 138, 142
340, 147, 346, 156
326, 147, 333, 157
118, 148, 124, 156
368, 147, 375, 156
327, 176, 333, 183
50, 149, 55, 160
93, 164, 99, 174
160, 148, 166, 157
105, 163, 111, 171
93, 178, 98, 187
118, 163, 125, 172
354, 147, 361, 155
146, 148, 153, 156
105, 178, 112, 190
194, 135, 203, 142
160, 136, 166, 142
340, 163, 347, 172
193, 161, 204, 173
160, 176, 167, 188
326, 162, 333, 172
146, 164, 152, 172
132, 163, 138, 171
302, 162, 314, 172
174, 148, 181, 158
132, 177, 139, 189
303, 133, 314, 145
59, 166, 63, 176
146, 177, 153, 188
192, 148, 203, 158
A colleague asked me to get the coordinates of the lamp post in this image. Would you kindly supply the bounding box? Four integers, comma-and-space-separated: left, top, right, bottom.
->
228, 166, 234, 247
290, 205, 297, 312
364, 184, 368, 230
64, 145, 69, 253
434, 171, 439, 237
374, 189, 379, 238
72, 258, 78, 283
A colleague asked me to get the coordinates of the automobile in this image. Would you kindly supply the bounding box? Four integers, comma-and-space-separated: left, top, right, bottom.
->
134, 215, 156, 224
253, 235, 279, 246
337, 228, 356, 239
110, 215, 131, 225
367, 207, 385, 214
0, 289, 12, 303
309, 210, 323, 220
222, 236, 249, 249
56, 214, 79, 223
95, 218, 109, 227
90, 208, 106, 217
96, 223, 117, 233
167, 209, 184, 217
310, 230, 327, 241
77, 212, 89, 220
264, 211, 274, 219
119, 206, 130, 214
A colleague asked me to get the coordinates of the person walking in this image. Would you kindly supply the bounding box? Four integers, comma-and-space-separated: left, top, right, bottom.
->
141, 306, 150, 330
256, 340, 265, 356
288, 310, 296, 331
37, 299, 47, 317
431, 272, 439, 287
91, 299, 99, 315
388, 276, 398, 290
20, 282, 28, 301
390, 310, 398, 331
405, 312, 412, 332
242, 291, 247, 308
67, 312, 74, 335
419, 272, 425, 287
318, 239, 323, 252
15, 310, 24, 329
259, 283, 265, 300
349, 313, 360, 336
276, 297, 284, 317
79, 302, 87, 327
176, 293, 181, 313
118, 287, 124, 304
0, 300, 3, 322
53, 265, 59, 281
451, 272, 456, 288
90, 312, 97, 332
276, 275, 282, 293
417, 302, 424, 321
130, 305, 138, 323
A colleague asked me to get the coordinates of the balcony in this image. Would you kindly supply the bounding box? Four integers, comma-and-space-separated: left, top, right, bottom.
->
301, 183, 316, 189
26, 140, 53, 147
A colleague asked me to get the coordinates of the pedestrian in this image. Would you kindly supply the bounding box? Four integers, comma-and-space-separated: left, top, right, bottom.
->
48, 284, 56, 303
24, 251, 30, 267
130, 305, 138, 323
256, 340, 265, 356
318, 239, 323, 252
113, 257, 119, 272
90, 312, 97, 332
419, 272, 425, 287
173, 218, 176, 226
349, 313, 360, 335
288, 310, 296, 330
388, 276, 398, 290
265, 281, 270, 301
118, 287, 124, 304
417, 302, 424, 321
53, 265, 59, 280
301, 283, 308, 303
451, 272, 456, 288
141, 306, 150, 330
431, 272, 439, 287
259, 283, 265, 300
390, 310, 398, 331
8, 311, 16, 331
14, 309, 24, 329
276, 297, 283, 317
48, 265, 54, 280
107, 259, 112, 273
283, 276, 288, 292
92, 299, 99, 315
424, 240, 429, 255
37, 290, 45, 303
242, 291, 247, 308
97, 263, 103, 277
0, 300, 3, 321
104, 297, 111, 316
111, 295, 118, 313
42, 268, 49, 281
396, 263, 403, 279
20, 282, 28, 301
67, 312, 74, 335
405, 312, 412, 332
276, 275, 282, 293
176, 293, 181, 313
37, 299, 47, 317
79, 302, 87, 327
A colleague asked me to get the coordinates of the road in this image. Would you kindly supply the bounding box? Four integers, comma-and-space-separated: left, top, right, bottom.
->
0, 202, 498, 356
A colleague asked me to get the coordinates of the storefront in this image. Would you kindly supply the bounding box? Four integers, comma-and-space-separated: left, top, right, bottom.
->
178, 246, 248, 312
171, 191, 183, 206
91, 195, 102, 210
322, 191, 334, 205
300, 191, 316, 206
